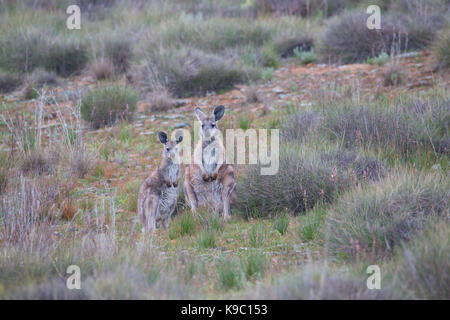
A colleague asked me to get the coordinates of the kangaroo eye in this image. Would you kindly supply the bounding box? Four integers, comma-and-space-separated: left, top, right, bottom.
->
211, 123, 216, 127
201, 124, 205, 129
166, 148, 170, 152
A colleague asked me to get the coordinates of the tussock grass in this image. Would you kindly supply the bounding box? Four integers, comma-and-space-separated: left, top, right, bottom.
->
239, 262, 394, 299
326, 170, 449, 261
81, 84, 138, 129
284, 94, 450, 159
169, 211, 198, 239
0, 71, 22, 94
433, 27, 450, 69
236, 144, 384, 218
393, 222, 450, 299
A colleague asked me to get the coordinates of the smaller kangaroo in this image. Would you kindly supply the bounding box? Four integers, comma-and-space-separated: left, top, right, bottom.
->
138, 131, 183, 232
184, 105, 236, 219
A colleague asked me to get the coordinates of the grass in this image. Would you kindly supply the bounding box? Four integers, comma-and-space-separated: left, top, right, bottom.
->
169, 212, 197, 239
81, 84, 138, 129
273, 211, 289, 235
326, 169, 449, 261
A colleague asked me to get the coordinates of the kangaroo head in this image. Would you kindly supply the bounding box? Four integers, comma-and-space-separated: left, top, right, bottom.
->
158, 130, 183, 161
194, 105, 225, 142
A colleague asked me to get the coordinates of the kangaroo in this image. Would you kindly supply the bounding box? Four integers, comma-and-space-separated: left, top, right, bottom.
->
138, 131, 183, 232
183, 105, 236, 220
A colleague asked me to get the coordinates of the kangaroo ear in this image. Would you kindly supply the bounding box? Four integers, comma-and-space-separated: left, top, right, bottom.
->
175, 130, 183, 144
213, 105, 225, 121
194, 108, 206, 122
158, 131, 168, 144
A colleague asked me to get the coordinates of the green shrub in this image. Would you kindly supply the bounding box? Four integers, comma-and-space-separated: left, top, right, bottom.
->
283, 96, 450, 157
326, 170, 449, 260
138, 47, 258, 98
0, 30, 88, 76
273, 212, 289, 235
235, 144, 384, 218
293, 48, 317, 65
169, 212, 197, 239
197, 229, 217, 249
216, 256, 244, 291
366, 52, 389, 66
433, 28, 450, 69
394, 222, 450, 299
45, 39, 88, 76
0, 71, 22, 94
299, 207, 326, 242
81, 84, 138, 129
241, 251, 267, 280
248, 223, 267, 247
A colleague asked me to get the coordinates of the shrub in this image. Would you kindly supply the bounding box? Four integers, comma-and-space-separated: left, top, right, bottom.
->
298, 207, 326, 242
138, 47, 257, 98
0, 30, 88, 76
433, 28, 450, 69
389, 0, 449, 49
146, 87, 176, 112
0, 30, 48, 73
276, 34, 314, 58
244, 85, 262, 104
319, 12, 406, 64
45, 39, 88, 76
104, 37, 133, 74
81, 84, 138, 129
240, 263, 393, 299
0, 71, 22, 94
326, 170, 449, 261
197, 229, 217, 249
21, 150, 50, 175
23, 69, 58, 99
284, 96, 450, 158
366, 52, 389, 66
273, 212, 289, 235
293, 48, 317, 65
248, 223, 267, 247
89, 59, 115, 80
241, 251, 267, 280
216, 256, 244, 291
394, 223, 450, 299
235, 144, 384, 218
383, 63, 403, 86
169, 212, 197, 239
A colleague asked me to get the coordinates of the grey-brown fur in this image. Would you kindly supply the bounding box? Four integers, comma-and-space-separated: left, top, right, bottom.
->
138, 131, 183, 232
183, 105, 236, 219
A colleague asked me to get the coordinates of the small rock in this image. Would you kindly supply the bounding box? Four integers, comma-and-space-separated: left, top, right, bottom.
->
272, 87, 284, 94
172, 122, 190, 129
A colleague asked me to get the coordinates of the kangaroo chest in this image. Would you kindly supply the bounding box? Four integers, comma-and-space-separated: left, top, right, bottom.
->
191, 172, 224, 212
202, 141, 220, 175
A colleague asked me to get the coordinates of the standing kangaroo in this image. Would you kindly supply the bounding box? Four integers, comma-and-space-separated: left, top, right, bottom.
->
138, 131, 183, 232
184, 105, 236, 220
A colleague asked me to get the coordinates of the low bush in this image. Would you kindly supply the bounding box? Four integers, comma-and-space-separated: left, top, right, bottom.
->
318, 12, 406, 64
235, 144, 384, 218
273, 212, 289, 235
393, 222, 450, 299
216, 256, 244, 291
433, 28, 450, 69
240, 263, 393, 299
283, 96, 450, 158
241, 251, 267, 280
326, 170, 449, 260
138, 47, 258, 98
0, 71, 22, 94
0, 30, 88, 76
81, 84, 138, 129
